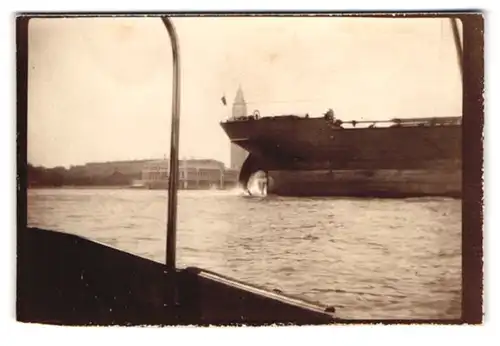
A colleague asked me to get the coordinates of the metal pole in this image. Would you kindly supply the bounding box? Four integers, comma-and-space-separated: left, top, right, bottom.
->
161, 17, 181, 271
450, 17, 463, 82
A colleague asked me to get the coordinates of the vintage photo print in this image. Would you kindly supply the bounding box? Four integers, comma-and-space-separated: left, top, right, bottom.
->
16, 12, 483, 326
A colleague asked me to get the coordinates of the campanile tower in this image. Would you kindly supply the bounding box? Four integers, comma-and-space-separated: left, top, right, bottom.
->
230, 86, 249, 171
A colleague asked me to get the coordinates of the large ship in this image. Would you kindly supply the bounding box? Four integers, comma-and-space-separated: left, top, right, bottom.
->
220, 19, 463, 198
220, 113, 461, 197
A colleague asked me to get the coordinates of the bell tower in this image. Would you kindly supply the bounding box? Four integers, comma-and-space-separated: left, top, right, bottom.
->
230, 85, 249, 171
231, 85, 247, 119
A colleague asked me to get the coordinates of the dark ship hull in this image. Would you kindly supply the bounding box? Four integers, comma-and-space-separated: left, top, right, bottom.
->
220, 116, 462, 198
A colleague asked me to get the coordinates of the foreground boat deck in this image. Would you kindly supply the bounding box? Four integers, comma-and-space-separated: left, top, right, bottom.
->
17, 227, 337, 326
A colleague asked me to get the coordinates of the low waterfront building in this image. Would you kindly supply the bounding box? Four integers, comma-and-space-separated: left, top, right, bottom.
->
79, 159, 152, 178
141, 159, 238, 190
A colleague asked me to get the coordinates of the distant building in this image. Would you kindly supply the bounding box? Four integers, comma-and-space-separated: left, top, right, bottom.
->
141, 160, 169, 183
230, 86, 249, 171
70, 159, 154, 179
141, 158, 238, 190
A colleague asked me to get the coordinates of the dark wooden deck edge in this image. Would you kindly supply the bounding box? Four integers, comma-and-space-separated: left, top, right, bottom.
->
17, 227, 336, 326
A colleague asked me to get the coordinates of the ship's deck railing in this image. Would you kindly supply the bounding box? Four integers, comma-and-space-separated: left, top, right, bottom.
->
222, 115, 462, 127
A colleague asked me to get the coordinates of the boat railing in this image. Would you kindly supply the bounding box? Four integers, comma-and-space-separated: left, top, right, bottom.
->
223, 114, 462, 127
161, 17, 181, 273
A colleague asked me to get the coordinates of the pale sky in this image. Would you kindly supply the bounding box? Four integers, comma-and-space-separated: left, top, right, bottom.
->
27, 16, 462, 168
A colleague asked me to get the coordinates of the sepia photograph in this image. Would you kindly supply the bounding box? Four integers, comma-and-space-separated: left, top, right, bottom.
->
16, 12, 483, 326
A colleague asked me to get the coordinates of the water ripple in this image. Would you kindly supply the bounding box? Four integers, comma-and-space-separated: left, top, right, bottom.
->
27, 188, 461, 320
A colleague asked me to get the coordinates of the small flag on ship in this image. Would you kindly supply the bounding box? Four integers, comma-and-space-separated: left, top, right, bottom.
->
221, 95, 227, 106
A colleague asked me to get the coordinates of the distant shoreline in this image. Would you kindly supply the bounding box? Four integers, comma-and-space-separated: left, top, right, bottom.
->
27, 185, 239, 191
28, 185, 140, 190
